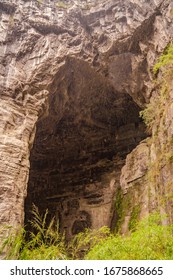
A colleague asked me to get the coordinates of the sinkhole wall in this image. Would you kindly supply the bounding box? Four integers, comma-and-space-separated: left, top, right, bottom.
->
0, 0, 172, 236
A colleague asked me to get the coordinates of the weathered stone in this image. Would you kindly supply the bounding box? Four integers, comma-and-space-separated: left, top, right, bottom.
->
121, 140, 150, 194
0, 0, 172, 239
119, 57, 173, 232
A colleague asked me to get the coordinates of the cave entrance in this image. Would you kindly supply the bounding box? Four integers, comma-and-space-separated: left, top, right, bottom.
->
24, 58, 146, 239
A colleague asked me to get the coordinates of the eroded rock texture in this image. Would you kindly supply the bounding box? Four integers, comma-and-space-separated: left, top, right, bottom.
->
25, 58, 145, 238
0, 0, 172, 237
120, 72, 173, 233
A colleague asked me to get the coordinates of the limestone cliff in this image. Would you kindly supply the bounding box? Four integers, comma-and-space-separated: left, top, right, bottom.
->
0, 0, 173, 238
120, 48, 173, 232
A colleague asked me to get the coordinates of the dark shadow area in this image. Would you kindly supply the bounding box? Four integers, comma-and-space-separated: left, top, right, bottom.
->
24, 58, 147, 240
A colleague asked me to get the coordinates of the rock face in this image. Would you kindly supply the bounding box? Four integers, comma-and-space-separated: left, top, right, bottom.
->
0, 0, 173, 238
25, 60, 146, 238
120, 67, 173, 233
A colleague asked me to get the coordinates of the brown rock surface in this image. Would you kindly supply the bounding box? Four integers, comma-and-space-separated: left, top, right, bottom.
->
120, 62, 173, 233
0, 0, 172, 237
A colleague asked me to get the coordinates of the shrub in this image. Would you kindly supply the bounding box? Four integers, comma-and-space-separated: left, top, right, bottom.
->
1, 211, 173, 260
153, 44, 173, 75
139, 101, 156, 131
68, 226, 110, 259
85, 213, 173, 260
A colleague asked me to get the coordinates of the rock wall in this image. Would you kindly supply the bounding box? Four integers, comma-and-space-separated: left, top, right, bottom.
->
0, 0, 172, 236
120, 62, 173, 233
24, 58, 146, 239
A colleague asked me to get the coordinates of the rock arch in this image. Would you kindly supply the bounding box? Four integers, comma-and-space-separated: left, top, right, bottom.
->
0, 0, 172, 235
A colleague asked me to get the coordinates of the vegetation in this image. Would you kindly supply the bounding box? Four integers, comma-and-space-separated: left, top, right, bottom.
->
128, 205, 140, 232
140, 44, 173, 132
1, 210, 173, 260
68, 226, 110, 259
153, 44, 173, 75
1, 44, 173, 261
137, 44, 173, 246
85, 213, 173, 260
139, 100, 157, 132
0, 205, 67, 260
139, 43, 173, 205
114, 187, 123, 232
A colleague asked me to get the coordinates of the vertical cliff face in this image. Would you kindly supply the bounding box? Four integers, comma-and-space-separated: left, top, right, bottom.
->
120, 55, 173, 233
0, 0, 173, 237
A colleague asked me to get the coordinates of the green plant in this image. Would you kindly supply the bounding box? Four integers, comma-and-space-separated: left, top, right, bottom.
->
153, 44, 173, 75
1, 211, 173, 260
0, 226, 25, 260
21, 205, 67, 260
139, 102, 156, 131
128, 205, 140, 231
139, 48, 173, 217
140, 45, 173, 132
68, 226, 110, 259
0, 205, 67, 260
85, 213, 173, 260
139, 72, 170, 132
114, 187, 123, 232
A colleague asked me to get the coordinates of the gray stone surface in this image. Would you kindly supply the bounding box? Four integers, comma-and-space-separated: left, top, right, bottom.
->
0, 0, 172, 236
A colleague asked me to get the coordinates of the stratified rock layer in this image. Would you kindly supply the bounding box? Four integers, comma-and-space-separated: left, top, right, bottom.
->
120, 68, 173, 233
25, 58, 146, 239
0, 0, 172, 236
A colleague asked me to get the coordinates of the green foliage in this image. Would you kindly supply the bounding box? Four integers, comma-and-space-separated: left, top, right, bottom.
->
139, 102, 156, 131
85, 213, 173, 260
114, 187, 123, 232
68, 226, 110, 259
1, 212, 173, 260
140, 45, 173, 131
128, 205, 140, 231
0, 205, 67, 260
153, 44, 173, 75
0, 226, 26, 260
140, 45, 173, 205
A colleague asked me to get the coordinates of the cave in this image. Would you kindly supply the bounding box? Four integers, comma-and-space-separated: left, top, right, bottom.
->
24, 58, 147, 240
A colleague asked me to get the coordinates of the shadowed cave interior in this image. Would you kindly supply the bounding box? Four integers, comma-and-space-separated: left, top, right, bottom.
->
24, 58, 147, 240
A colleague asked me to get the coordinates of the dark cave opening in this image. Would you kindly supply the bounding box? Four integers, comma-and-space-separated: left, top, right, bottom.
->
24, 59, 147, 240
